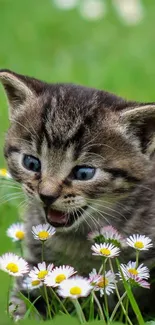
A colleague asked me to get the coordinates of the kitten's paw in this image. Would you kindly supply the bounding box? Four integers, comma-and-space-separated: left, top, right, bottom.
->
9, 297, 27, 321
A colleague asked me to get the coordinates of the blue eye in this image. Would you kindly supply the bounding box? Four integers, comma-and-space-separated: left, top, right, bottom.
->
23, 155, 41, 172
73, 166, 96, 181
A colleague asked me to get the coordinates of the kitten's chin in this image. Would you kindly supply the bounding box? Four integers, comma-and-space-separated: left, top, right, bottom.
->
44, 207, 87, 228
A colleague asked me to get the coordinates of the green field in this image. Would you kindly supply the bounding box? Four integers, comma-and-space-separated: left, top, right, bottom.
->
0, 0, 155, 323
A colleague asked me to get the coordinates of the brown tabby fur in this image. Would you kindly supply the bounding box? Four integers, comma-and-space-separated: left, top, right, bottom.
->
1, 69, 155, 320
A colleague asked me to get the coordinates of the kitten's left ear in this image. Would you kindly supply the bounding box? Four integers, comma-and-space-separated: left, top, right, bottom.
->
120, 104, 155, 156
0, 69, 43, 118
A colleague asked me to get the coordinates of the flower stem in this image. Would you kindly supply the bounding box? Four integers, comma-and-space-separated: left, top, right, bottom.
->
136, 250, 139, 268
89, 293, 94, 321
41, 242, 44, 262
71, 299, 86, 324
125, 296, 129, 324
109, 260, 133, 325
50, 288, 70, 316
110, 291, 127, 322
43, 284, 52, 319
93, 292, 106, 323
103, 259, 109, 321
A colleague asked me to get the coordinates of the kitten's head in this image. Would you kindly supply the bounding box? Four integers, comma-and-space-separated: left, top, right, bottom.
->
0, 70, 155, 230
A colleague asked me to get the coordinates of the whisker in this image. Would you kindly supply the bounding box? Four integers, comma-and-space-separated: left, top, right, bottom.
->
88, 205, 112, 225
87, 199, 127, 220
0, 195, 25, 206
86, 197, 130, 213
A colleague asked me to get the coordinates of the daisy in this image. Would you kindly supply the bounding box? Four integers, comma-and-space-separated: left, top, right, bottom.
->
126, 234, 153, 251
57, 275, 92, 299
7, 223, 25, 241
88, 230, 101, 242
45, 265, 76, 287
88, 226, 123, 247
89, 268, 101, 285
91, 243, 120, 258
135, 278, 150, 289
101, 226, 123, 246
32, 224, 56, 241
89, 269, 115, 296
0, 253, 29, 277
0, 168, 11, 179
121, 272, 150, 289
120, 261, 150, 280
22, 276, 43, 291
29, 262, 54, 281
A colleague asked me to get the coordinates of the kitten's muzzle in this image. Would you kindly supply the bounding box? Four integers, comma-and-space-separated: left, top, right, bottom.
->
40, 194, 58, 207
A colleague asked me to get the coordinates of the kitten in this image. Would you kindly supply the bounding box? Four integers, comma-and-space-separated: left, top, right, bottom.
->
0, 69, 155, 320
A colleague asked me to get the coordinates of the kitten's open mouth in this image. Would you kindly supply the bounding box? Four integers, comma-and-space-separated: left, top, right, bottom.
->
44, 207, 88, 228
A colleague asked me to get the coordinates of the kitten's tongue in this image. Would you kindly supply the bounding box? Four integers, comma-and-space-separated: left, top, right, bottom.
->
47, 209, 67, 225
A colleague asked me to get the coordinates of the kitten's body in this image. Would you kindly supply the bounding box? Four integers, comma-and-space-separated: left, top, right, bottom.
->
1, 69, 155, 319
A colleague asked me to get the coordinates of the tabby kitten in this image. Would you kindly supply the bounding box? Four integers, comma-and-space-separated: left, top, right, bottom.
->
0, 69, 155, 320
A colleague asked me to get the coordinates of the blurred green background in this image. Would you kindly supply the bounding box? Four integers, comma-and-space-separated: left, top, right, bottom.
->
0, 0, 155, 323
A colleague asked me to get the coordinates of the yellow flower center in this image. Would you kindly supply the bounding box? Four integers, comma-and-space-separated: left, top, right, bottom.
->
15, 230, 25, 240
70, 286, 82, 295
38, 231, 50, 240
31, 280, 41, 286
0, 168, 7, 177
55, 274, 66, 283
128, 268, 138, 276
97, 277, 109, 288
6, 263, 19, 273
38, 270, 48, 279
134, 241, 144, 249
100, 248, 111, 256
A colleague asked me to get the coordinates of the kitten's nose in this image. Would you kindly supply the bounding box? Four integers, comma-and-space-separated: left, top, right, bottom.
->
40, 194, 58, 207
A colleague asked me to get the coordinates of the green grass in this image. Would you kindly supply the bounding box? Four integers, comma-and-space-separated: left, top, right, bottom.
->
1, 0, 155, 323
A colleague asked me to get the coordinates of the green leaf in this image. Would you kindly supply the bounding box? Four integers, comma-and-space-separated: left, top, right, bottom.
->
18, 292, 42, 320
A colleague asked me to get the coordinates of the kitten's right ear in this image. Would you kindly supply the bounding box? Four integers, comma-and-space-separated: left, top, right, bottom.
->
0, 69, 39, 118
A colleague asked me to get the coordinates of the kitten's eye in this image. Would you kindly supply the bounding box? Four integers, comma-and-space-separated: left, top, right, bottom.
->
23, 155, 41, 172
73, 166, 96, 181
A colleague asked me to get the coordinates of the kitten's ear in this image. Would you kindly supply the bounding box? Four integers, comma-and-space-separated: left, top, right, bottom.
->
120, 104, 155, 156
0, 69, 41, 118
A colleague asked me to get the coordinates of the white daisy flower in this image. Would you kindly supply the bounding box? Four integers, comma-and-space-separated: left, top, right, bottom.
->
57, 275, 92, 299
32, 224, 56, 241
88, 230, 101, 242
135, 278, 150, 289
112, 0, 144, 25
0, 168, 11, 179
53, 0, 78, 10
120, 261, 150, 280
89, 268, 101, 285
120, 270, 150, 289
79, 0, 106, 21
7, 223, 25, 242
126, 234, 153, 251
0, 253, 29, 277
29, 262, 54, 281
22, 276, 43, 291
89, 269, 115, 296
101, 226, 123, 243
91, 243, 120, 258
88, 226, 123, 247
45, 265, 76, 287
